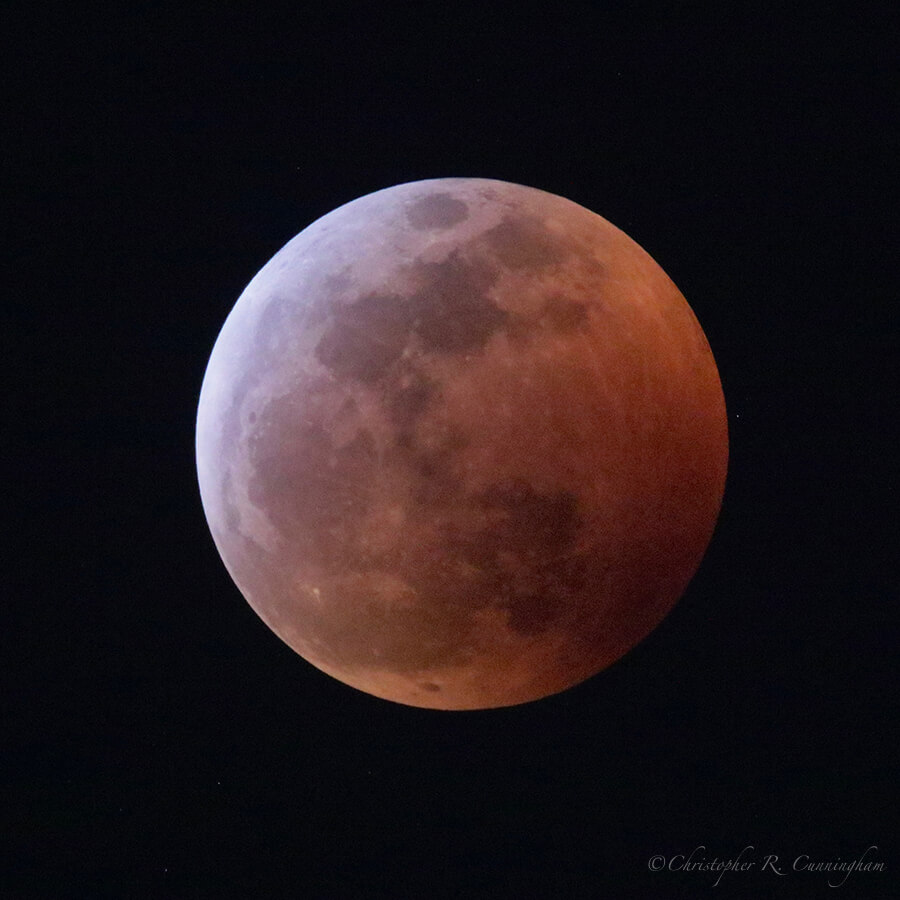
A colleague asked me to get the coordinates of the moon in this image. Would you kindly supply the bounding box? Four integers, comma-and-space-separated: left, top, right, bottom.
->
196, 178, 728, 710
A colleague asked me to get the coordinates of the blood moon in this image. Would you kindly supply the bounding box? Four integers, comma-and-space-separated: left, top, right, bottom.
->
196, 178, 728, 710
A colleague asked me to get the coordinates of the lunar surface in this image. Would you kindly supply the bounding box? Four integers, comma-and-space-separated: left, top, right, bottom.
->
196, 178, 728, 709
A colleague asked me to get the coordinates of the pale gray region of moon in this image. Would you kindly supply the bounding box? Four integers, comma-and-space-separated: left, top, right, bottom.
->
196, 178, 728, 709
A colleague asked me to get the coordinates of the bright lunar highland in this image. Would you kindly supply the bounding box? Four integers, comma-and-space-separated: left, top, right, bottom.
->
196, 178, 728, 709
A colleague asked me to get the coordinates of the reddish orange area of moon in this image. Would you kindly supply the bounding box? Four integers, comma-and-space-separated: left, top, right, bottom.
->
196, 178, 728, 710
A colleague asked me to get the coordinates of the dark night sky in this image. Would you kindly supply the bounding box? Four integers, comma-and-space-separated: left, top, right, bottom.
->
5, 4, 897, 897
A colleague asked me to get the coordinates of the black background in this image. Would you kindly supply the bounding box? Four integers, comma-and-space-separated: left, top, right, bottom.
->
5, 4, 896, 897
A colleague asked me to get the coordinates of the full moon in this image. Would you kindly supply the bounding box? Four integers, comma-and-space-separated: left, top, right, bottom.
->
196, 178, 728, 709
